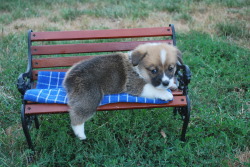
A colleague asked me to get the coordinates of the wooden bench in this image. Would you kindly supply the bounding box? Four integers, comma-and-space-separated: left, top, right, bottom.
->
17, 24, 191, 151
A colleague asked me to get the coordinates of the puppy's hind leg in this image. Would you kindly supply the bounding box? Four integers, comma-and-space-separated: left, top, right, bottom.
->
71, 120, 86, 140
68, 90, 102, 140
69, 107, 96, 140
70, 109, 93, 140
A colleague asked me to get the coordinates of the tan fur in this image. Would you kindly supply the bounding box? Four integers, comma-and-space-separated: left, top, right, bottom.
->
63, 43, 182, 140
131, 43, 181, 87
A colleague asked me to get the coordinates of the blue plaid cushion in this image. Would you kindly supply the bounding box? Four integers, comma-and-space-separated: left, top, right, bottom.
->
24, 71, 173, 105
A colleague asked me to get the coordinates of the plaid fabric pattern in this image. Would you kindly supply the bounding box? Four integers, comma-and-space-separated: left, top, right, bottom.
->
24, 71, 173, 105
24, 71, 68, 104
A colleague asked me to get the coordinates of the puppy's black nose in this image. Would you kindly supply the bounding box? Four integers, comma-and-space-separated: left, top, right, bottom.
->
162, 80, 169, 86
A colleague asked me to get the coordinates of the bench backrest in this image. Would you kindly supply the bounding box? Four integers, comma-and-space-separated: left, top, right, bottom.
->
27, 25, 176, 82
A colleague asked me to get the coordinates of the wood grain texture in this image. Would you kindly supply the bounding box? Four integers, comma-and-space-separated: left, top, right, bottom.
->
25, 96, 187, 114
31, 27, 172, 41
31, 40, 173, 55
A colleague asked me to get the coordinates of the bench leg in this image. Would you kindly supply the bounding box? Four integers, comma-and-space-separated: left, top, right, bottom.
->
173, 107, 178, 116
180, 95, 191, 141
34, 115, 40, 129
21, 104, 34, 151
173, 95, 191, 141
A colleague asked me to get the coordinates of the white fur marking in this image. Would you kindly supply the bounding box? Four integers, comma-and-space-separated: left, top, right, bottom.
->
128, 51, 132, 58
157, 74, 178, 90
140, 84, 159, 99
140, 84, 173, 101
168, 78, 177, 90
160, 49, 167, 65
162, 73, 170, 82
169, 78, 175, 86
72, 123, 86, 140
146, 43, 161, 46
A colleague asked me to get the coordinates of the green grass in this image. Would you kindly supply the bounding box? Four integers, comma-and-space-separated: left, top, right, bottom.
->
193, 0, 250, 7
60, 8, 83, 21
82, 1, 150, 19
0, 0, 250, 166
1, 31, 249, 167
2, 0, 248, 24
216, 20, 250, 39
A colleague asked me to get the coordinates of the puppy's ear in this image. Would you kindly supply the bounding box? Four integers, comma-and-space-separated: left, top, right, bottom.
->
176, 49, 183, 65
131, 51, 147, 66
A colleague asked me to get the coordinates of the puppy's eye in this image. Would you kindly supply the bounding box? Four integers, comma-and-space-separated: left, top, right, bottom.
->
168, 66, 174, 72
151, 69, 158, 74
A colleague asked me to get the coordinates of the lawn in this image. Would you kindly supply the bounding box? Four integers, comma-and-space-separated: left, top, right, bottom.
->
0, 0, 249, 166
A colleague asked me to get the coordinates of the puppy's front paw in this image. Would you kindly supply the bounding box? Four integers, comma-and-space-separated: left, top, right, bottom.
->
158, 91, 173, 101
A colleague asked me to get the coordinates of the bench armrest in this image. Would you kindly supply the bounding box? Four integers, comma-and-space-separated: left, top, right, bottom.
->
17, 72, 32, 95
17, 29, 33, 95
182, 64, 191, 85
176, 62, 192, 95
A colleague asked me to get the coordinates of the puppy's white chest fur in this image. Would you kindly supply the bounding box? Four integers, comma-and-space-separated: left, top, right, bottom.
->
140, 83, 173, 101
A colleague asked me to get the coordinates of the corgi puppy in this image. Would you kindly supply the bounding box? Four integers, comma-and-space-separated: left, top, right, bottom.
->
63, 43, 182, 140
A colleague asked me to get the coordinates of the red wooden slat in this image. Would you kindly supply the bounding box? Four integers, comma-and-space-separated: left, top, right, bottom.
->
25, 96, 186, 114
32, 56, 94, 68
31, 27, 172, 41
31, 40, 173, 55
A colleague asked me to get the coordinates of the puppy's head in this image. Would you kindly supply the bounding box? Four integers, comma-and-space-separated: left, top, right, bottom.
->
130, 43, 182, 89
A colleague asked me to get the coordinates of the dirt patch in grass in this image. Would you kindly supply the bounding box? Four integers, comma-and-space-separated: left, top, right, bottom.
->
1, 3, 249, 48
236, 149, 250, 164
227, 148, 250, 167
1, 12, 190, 34
4, 124, 23, 144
